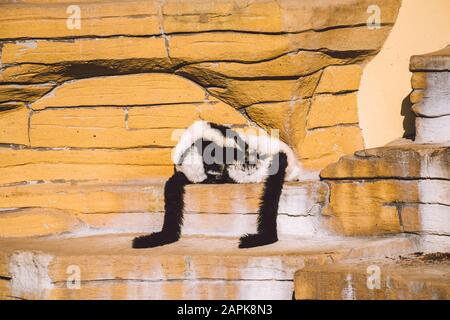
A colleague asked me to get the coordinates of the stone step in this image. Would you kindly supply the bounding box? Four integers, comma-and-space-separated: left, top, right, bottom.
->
0, 233, 421, 300
0, 179, 329, 238
319, 143, 450, 250
294, 252, 450, 300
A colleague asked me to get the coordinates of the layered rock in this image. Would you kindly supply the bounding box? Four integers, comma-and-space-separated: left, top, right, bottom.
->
410, 46, 450, 143
0, 73, 248, 183
295, 253, 450, 300
0, 0, 402, 172
320, 144, 450, 244
0, 180, 327, 238
0, 233, 420, 300
319, 47, 450, 252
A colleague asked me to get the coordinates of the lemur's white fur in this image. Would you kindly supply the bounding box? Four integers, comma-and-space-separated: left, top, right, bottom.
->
172, 121, 303, 183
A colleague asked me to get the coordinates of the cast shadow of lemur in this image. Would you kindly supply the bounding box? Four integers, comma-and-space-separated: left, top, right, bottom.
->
132, 121, 303, 249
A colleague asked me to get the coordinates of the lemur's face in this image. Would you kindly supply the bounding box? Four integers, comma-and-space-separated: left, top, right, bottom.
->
204, 162, 226, 181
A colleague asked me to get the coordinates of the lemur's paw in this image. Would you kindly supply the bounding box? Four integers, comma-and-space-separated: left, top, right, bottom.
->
238, 233, 278, 249
132, 232, 178, 249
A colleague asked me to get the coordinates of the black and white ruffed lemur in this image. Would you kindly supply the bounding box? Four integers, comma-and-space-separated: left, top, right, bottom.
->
132, 120, 303, 249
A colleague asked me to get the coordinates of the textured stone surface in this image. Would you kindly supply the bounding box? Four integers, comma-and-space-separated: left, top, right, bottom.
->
411, 71, 450, 117
323, 180, 414, 236
321, 143, 450, 245
178, 51, 344, 79
31, 74, 206, 110
26, 73, 248, 148
315, 65, 362, 94
0, 1, 161, 39
410, 45, 450, 71
298, 126, 365, 170
0, 147, 174, 184
321, 144, 450, 180
0, 179, 327, 238
410, 47, 450, 144
208, 73, 321, 108
0, 104, 29, 145
295, 255, 450, 300
0, 0, 402, 171
245, 99, 310, 146
1, 38, 169, 66
162, 0, 400, 34
0, 84, 53, 103
307, 93, 358, 129
322, 179, 449, 237
415, 116, 450, 144
0, 208, 84, 238
0, 233, 419, 299
0, 0, 401, 39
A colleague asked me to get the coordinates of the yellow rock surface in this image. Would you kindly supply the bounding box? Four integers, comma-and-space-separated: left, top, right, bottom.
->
0, 1, 160, 39
0, 105, 29, 145
307, 93, 359, 129
315, 65, 363, 93
322, 180, 419, 235
31, 74, 206, 110
411, 72, 427, 90
0, 180, 325, 214
0, 147, 172, 168
0, 164, 172, 186
0, 64, 71, 84
0, 208, 83, 238
409, 89, 424, 104
1, 37, 168, 65
0, 0, 401, 173
31, 107, 125, 128
210, 72, 321, 108
245, 99, 310, 147
179, 51, 343, 79
197, 102, 248, 125
298, 125, 364, 170
27, 73, 247, 148
30, 125, 178, 148
0, 280, 11, 300
0, 0, 401, 38
0, 147, 174, 184
29, 107, 182, 148
170, 27, 391, 64
295, 257, 450, 300
0, 83, 54, 103
127, 102, 247, 129
0, 181, 165, 214
162, 0, 400, 34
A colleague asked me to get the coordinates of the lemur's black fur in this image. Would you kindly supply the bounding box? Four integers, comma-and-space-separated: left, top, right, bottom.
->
132, 171, 190, 248
239, 152, 287, 248
132, 121, 296, 249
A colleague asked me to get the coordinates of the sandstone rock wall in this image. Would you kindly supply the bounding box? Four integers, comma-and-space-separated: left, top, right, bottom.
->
0, 0, 401, 182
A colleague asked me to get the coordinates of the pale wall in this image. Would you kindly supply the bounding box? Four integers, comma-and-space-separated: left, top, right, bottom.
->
358, 0, 450, 148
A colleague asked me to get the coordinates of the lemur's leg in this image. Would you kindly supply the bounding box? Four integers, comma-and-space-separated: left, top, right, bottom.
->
132, 171, 190, 249
239, 152, 288, 248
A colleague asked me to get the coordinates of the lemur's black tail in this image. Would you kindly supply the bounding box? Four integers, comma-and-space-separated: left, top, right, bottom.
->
239, 152, 288, 249
132, 171, 189, 249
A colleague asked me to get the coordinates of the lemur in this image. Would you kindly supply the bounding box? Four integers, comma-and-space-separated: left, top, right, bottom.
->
132, 120, 303, 249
